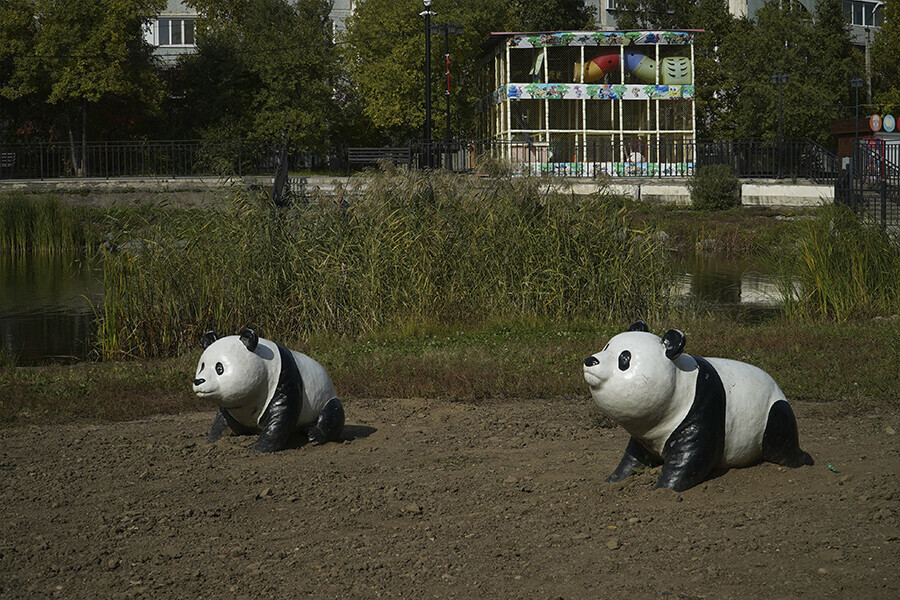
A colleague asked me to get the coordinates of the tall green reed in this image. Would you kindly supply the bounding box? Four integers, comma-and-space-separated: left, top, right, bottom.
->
0, 193, 85, 255
99, 170, 672, 359
778, 204, 900, 321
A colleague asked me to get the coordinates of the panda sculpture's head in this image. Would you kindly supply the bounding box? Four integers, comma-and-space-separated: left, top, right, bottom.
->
192, 329, 271, 409
583, 321, 687, 426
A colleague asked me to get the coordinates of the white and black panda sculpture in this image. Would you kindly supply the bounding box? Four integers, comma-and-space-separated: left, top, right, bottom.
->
583, 321, 812, 492
193, 329, 344, 453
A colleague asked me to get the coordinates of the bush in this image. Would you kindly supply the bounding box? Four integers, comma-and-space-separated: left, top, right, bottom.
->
688, 164, 741, 210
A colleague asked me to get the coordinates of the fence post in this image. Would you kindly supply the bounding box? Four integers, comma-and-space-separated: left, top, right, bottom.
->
39, 142, 44, 180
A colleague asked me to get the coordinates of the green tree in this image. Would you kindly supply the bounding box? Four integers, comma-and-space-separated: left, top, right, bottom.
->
339, 0, 596, 145
717, 0, 857, 142
871, 1, 900, 114
614, 0, 859, 142
505, 0, 596, 31
0, 0, 35, 141
611, 0, 693, 29
0, 0, 165, 173
182, 0, 338, 151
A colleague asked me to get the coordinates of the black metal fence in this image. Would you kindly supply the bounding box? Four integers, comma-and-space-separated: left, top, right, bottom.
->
847, 140, 900, 226
1, 138, 840, 184
0, 140, 319, 180
412, 138, 839, 184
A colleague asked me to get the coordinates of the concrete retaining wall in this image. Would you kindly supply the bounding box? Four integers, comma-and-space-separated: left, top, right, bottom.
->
567, 178, 831, 207
1, 175, 833, 209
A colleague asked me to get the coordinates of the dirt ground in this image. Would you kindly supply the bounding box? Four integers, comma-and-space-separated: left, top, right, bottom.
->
1, 397, 897, 599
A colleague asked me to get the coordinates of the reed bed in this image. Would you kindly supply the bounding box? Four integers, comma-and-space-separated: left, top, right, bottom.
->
778, 204, 900, 321
98, 170, 672, 359
0, 193, 86, 255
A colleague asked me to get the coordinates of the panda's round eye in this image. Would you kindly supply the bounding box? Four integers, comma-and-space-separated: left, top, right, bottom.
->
215, 362, 224, 375
618, 350, 631, 371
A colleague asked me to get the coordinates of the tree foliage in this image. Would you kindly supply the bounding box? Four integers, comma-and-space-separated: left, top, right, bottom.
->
339, 0, 596, 144
717, 0, 857, 142
0, 0, 165, 161
871, 1, 900, 114
178, 0, 338, 152
505, 0, 596, 31
616, 0, 858, 142
611, 0, 694, 30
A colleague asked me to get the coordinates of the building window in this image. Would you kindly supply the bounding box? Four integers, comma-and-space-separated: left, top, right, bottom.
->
843, 1, 884, 27
158, 18, 196, 46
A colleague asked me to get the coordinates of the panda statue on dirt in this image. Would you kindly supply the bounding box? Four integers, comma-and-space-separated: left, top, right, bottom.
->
193, 329, 344, 453
583, 321, 813, 492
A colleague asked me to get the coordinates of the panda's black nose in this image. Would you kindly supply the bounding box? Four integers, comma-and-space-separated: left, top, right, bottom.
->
193, 378, 205, 386
584, 356, 599, 367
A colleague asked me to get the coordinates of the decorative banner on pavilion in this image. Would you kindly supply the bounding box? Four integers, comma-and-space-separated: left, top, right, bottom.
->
496, 83, 694, 103
506, 31, 696, 48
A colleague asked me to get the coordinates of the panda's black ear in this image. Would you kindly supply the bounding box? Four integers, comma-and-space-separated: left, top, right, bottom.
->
662, 329, 686, 360
201, 331, 218, 349
239, 328, 259, 352
628, 320, 649, 332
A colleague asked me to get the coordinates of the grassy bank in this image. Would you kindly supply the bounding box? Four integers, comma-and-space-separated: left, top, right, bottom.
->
1, 317, 896, 427
1, 177, 897, 427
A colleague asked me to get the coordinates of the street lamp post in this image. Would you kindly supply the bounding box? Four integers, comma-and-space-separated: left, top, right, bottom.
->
851, 76, 864, 210
431, 23, 463, 170
420, 1, 437, 168
771, 72, 788, 178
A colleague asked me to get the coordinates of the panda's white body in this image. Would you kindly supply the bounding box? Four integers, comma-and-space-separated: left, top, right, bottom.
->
583, 324, 811, 490
193, 330, 344, 452
194, 336, 336, 430
707, 357, 784, 466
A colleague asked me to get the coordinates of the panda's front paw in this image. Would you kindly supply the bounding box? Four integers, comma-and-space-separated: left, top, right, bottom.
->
307, 426, 327, 446
605, 472, 630, 483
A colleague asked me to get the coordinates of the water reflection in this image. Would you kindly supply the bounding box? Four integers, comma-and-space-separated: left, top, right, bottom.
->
672, 251, 786, 316
0, 254, 102, 365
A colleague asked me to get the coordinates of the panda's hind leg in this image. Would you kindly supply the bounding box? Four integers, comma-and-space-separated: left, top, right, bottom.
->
307, 398, 345, 446
762, 400, 814, 468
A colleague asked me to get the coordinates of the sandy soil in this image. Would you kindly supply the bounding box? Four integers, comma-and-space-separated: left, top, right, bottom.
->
1, 397, 897, 599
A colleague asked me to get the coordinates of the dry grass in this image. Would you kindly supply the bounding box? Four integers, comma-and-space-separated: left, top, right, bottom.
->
98, 170, 671, 359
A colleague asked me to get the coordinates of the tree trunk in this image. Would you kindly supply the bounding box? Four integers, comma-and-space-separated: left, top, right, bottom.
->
65, 104, 89, 177
80, 103, 88, 178
66, 112, 79, 177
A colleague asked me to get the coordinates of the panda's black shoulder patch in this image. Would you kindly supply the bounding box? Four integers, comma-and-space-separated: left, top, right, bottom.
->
252, 343, 303, 453
656, 355, 726, 491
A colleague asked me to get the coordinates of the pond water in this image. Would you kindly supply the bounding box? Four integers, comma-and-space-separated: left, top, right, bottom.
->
0, 252, 786, 365
672, 251, 786, 314
0, 255, 103, 365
